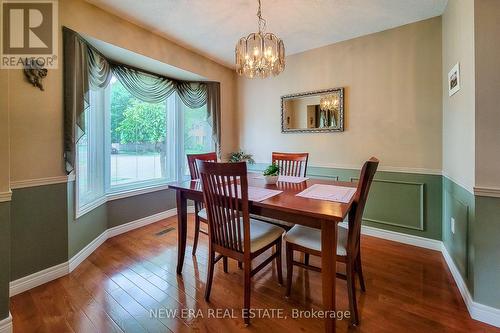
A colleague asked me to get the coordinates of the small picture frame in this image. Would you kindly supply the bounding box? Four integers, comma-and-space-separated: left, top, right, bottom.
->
448, 62, 460, 96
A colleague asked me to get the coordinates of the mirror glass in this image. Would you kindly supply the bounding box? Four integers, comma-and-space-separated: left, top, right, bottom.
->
281, 88, 344, 133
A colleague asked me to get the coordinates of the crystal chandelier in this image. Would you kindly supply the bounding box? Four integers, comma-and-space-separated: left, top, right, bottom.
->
320, 94, 340, 112
235, 0, 285, 78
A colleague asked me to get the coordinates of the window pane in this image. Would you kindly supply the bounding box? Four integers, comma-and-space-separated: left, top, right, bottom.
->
182, 102, 214, 176
109, 77, 169, 187
77, 133, 90, 202
77, 89, 105, 211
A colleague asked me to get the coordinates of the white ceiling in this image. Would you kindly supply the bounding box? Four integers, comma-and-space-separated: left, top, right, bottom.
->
87, 0, 448, 68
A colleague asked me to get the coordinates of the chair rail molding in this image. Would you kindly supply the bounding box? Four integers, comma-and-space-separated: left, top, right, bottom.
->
10, 176, 71, 189
474, 186, 500, 198
0, 190, 12, 202
253, 160, 443, 176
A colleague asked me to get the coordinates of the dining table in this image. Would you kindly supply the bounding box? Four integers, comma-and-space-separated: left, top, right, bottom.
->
168, 172, 357, 333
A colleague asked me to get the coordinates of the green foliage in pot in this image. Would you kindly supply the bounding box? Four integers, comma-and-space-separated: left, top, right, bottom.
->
228, 150, 255, 164
263, 163, 280, 176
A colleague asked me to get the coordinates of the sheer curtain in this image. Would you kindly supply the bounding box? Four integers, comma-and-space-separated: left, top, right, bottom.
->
63, 27, 221, 174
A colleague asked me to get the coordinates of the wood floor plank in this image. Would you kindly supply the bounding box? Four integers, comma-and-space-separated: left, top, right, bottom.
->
11, 214, 500, 333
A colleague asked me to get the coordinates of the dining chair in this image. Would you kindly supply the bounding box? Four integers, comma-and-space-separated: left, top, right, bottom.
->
186, 152, 217, 256
272, 152, 309, 177
251, 152, 311, 230
284, 157, 379, 325
197, 161, 285, 325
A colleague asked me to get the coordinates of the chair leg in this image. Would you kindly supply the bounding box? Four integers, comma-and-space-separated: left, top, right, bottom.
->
285, 242, 293, 297
304, 253, 310, 266
276, 238, 283, 285
346, 261, 359, 325
205, 250, 215, 301
243, 261, 251, 325
223, 256, 228, 273
356, 253, 366, 292
192, 215, 201, 256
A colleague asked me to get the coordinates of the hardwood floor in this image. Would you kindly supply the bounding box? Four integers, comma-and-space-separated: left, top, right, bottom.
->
11, 214, 499, 333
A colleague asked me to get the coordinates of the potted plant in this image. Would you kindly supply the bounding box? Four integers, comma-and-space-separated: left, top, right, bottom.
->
228, 150, 255, 164
263, 163, 280, 185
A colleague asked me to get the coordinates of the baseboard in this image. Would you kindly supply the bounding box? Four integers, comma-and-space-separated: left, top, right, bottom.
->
9, 262, 68, 297
0, 313, 12, 333
68, 231, 108, 272
107, 208, 179, 238
441, 244, 500, 328
360, 224, 443, 251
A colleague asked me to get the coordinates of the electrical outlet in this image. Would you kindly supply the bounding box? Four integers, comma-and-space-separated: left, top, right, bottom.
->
451, 217, 456, 234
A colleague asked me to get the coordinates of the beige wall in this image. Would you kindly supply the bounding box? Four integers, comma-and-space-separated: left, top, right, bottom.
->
0, 72, 9, 193
442, 0, 475, 192
237, 17, 442, 171
5, 0, 237, 183
474, 0, 500, 189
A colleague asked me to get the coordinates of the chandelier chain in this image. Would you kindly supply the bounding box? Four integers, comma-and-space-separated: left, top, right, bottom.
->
257, 0, 267, 33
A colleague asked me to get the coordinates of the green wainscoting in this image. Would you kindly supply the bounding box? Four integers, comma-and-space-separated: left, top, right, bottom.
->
249, 164, 443, 240
107, 189, 176, 229
442, 177, 474, 289
10, 184, 68, 280
473, 196, 500, 309
0, 201, 11, 320
67, 181, 108, 259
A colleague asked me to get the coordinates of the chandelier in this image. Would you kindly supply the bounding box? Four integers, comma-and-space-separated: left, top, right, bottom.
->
320, 94, 340, 111
235, 0, 285, 78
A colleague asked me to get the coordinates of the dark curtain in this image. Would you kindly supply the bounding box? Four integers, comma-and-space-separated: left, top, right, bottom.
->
112, 66, 177, 104
63, 27, 221, 174
63, 27, 89, 174
206, 82, 221, 157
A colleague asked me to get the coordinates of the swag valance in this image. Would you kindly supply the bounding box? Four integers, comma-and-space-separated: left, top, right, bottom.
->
63, 27, 221, 174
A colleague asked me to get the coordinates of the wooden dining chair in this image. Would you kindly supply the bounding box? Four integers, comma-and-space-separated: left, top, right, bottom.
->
186, 152, 217, 256
251, 152, 311, 230
272, 152, 309, 177
284, 157, 379, 325
197, 161, 285, 325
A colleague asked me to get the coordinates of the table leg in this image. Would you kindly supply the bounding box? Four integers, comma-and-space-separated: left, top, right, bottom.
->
321, 220, 337, 333
176, 190, 188, 274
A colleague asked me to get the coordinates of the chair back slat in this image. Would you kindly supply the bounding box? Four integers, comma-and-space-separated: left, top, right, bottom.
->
272, 152, 309, 177
187, 152, 217, 180
347, 157, 379, 258
198, 161, 250, 254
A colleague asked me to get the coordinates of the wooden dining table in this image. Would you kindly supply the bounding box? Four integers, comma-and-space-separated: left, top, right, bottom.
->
168, 172, 357, 333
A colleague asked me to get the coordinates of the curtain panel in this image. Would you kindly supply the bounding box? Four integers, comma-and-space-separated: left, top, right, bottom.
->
62, 27, 221, 174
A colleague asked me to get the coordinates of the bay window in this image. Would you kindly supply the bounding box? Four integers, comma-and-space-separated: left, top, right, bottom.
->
76, 75, 214, 217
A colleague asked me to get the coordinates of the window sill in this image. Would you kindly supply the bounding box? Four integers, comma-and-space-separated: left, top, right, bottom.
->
106, 183, 171, 201
75, 183, 173, 220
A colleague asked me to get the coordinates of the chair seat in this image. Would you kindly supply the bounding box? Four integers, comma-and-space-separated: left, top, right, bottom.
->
247, 218, 285, 252
198, 208, 285, 252
283, 224, 348, 256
